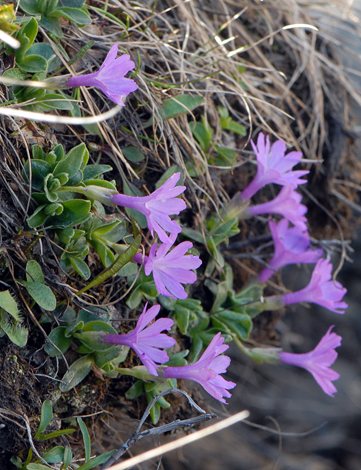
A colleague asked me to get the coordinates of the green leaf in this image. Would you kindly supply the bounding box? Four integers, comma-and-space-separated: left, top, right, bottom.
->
2, 68, 25, 80
23, 159, 52, 190
215, 146, 237, 165
38, 93, 74, 110
60, 355, 94, 392
34, 400, 53, 439
146, 94, 203, 126
224, 120, 246, 136
15, 18, 38, 58
18, 55, 48, 73
122, 146, 144, 163
69, 256, 91, 280
83, 164, 112, 181
38, 428, 75, 440
63, 446, 72, 469
47, 199, 91, 229
19, 0, 44, 15
91, 220, 126, 244
125, 380, 144, 399
190, 117, 213, 153
44, 326, 72, 357
26, 260, 45, 283
175, 306, 189, 335
212, 310, 252, 341
126, 286, 143, 309
39, 16, 62, 37
22, 281, 57, 311
51, 7, 91, 25
27, 464, 52, 470
77, 418, 91, 463
59, 0, 85, 7
181, 226, 205, 244
43, 446, 65, 464
27, 42, 61, 72
75, 321, 117, 351
0, 312, 28, 347
76, 450, 117, 470
53, 143, 88, 179
0, 290, 21, 321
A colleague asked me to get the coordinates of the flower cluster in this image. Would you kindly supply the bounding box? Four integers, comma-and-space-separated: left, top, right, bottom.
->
239, 133, 347, 396
103, 305, 235, 403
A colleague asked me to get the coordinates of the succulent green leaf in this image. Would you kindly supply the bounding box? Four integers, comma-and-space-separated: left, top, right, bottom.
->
77, 418, 91, 463
22, 281, 57, 311
18, 55, 48, 73
46, 199, 91, 229
53, 143, 88, 179
122, 146, 145, 163
44, 326, 72, 357
39, 16, 62, 37
0, 290, 21, 321
26, 260, 45, 283
125, 380, 144, 400
83, 164, 112, 181
190, 117, 213, 153
60, 355, 94, 392
52, 7, 91, 25
76, 450, 117, 470
146, 94, 203, 126
34, 400, 53, 439
43, 446, 65, 464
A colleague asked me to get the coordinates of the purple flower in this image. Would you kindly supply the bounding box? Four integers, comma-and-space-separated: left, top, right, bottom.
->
247, 186, 308, 231
103, 303, 176, 376
163, 333, 236, 404
112, 173, 187, 243
258, 219, 322, 282
67, 43, 138, 106
282, 258, 347, 313
280, 326, 341, 397
144, 234, 202, 300
241, 133, 308, 200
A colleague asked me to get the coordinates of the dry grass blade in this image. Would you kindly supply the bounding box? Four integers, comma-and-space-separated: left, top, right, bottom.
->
0, 104, 122, 124
106, 411, 249, 470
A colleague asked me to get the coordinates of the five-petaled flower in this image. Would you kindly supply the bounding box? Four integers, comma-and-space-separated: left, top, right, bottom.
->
103, 303, 175, 376
112, 172, 186, 243
279, 326, 342, 397
241, 133, 309, 200
281, 258, 348, 314
247, 185, 308, 231
67, 43, 138, 106
258, 219, 322, 282
163, 332, 236, 404
143, 233, 202, 300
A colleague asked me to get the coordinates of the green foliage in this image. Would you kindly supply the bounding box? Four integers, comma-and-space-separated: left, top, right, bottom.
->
126, 269, 158, 309
20, 0, 91, 38
24, 143, 114, 229
203, 264, 263, 343
190, 116, 213, 153
5, 18, 61, 73
145, 380, 176, 424
217, 106, 246, 136
122, 146, 145, 163
145, 94, 204, 127
0, 290, 28, 347
19, 260, 57, 311
159, 296, 204, 335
